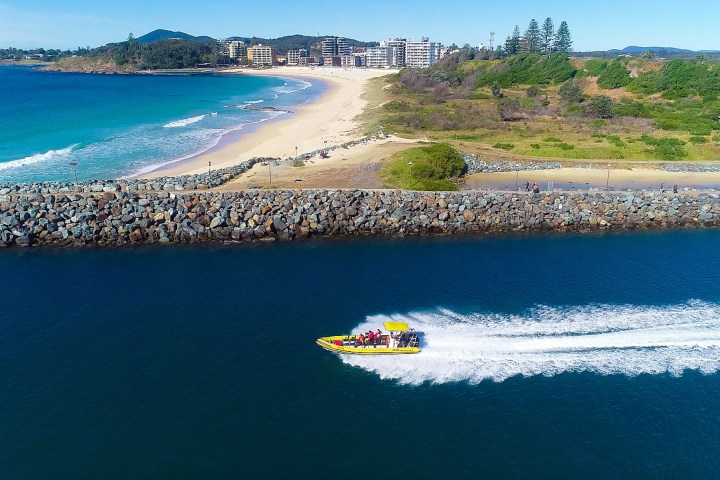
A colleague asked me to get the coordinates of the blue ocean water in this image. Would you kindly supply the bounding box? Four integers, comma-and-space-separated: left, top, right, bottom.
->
0, 66, 321, 182
1, 231, 720, 478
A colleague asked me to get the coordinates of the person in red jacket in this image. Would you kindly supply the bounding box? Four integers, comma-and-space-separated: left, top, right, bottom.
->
357, 334, 365, 347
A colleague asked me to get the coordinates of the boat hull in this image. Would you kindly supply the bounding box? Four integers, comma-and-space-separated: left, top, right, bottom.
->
316, 336, 420, 355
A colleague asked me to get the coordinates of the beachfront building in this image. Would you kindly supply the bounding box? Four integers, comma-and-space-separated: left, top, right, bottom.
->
228, 41, 247, 62
322, 37, 350, 57
366, 46, 393, 68
286, 49, 308, 66
247, 44, 275, 66
405, 38, 442, 68
381, 38, 407, 67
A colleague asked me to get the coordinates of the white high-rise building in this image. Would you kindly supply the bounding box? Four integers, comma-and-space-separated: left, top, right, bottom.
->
380, 38, 407, 67
228, 41, 246, 61
405, 38, 441, 68
366, 46, 393, 68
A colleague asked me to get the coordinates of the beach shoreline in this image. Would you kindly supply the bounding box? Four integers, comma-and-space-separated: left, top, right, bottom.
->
142, 67, 401, 179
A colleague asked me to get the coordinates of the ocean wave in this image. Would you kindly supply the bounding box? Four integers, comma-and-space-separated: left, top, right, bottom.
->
244, 99, 264, 104
340, 301, 720, 384
162, 114, 207, 128
0, 144, 79, 172
272, 78, 312, 95
123, 110, 289, 179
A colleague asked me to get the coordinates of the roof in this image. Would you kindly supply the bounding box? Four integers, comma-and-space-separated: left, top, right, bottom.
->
383, 321, 409, 332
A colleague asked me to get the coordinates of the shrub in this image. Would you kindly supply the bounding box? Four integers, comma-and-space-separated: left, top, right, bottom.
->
559, 80, 583, 103
584, 95, 615, 118
689, 136, 708, 144
491, 81, 503, 98
557, 143, 575, 150
493, 143, 516, 150
497, 97, 526, 121
526, 85, 540, 97
530, 144, 541, 149
597, 59, 631, 89
544, 137, 563, 142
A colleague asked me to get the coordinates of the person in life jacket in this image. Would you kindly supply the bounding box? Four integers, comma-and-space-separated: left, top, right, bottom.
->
357, 334, 365, 347
367, 330, 375, 347
376, 329, 382, 346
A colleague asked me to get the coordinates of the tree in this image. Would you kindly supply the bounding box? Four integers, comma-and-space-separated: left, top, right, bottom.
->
505, 26, 521, 55
491, 81, 503, 98
524, 19, 541, 54
541, 18, 555, 54
554, 21, 573, 53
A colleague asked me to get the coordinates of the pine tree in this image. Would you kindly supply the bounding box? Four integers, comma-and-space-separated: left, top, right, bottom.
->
524, 19, 541, 53
554, 21, 573, 53
541, 18, 555, 55
509, 25, 521, 55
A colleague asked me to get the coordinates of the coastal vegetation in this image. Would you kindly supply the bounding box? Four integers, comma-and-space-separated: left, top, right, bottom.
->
362, 51, 720, 162
381, 143, 466, 191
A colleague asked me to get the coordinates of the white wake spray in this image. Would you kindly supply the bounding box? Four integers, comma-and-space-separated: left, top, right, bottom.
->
341, 301, 720, 384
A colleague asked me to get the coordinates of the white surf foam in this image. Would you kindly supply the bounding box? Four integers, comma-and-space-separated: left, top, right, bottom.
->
162, 114, 207, 128
272, 78, 312, 95
122, 110, 289, 179
0, 144, 78, 171
244, 99, 264, 104
341, 301, 720, 384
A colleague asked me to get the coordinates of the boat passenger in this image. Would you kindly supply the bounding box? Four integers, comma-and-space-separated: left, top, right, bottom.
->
357, 334, 365, 347
376, 329, 382, 346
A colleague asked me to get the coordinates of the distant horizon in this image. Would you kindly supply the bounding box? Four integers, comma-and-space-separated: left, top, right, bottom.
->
1, 0, 719, 52
3, 28, 719, 55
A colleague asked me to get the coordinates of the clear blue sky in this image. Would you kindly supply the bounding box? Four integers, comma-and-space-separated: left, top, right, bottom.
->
1, 0, 718, 51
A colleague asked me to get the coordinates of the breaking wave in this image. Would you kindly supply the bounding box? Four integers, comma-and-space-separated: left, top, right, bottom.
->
341, 301, 720, 384
0, 144, 79, 171
163, 114, 207, 128
273, 78, 312, 95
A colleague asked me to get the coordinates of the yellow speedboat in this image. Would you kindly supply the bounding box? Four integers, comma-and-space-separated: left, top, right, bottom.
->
316, 321, 421, 355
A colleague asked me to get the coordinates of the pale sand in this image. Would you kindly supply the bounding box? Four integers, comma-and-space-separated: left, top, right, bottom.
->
142, 67, 402, 178
465, 167, 720, 191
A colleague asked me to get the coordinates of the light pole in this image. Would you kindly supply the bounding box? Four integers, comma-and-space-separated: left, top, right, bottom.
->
295, 146, 298, 162
515, 169, 519, 191
268, 161, 272, 188
208, 160, 211, 176
69, 162, 78, 192
606, 164, 611, 191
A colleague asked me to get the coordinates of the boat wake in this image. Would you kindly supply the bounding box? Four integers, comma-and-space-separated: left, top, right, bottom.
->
342, 301, 720, 384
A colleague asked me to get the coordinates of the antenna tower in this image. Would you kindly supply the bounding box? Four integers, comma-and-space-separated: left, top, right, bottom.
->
489, 32, 495, 50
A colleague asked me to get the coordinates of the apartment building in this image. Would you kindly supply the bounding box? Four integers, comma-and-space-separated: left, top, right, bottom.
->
380, 38, 407, 67
366, 46, 393, 68
322, 37, 350, 57
405, 38, 441, 68
228, 41, 247, 62
286, 49, 308, 66
247, 44, 275, 66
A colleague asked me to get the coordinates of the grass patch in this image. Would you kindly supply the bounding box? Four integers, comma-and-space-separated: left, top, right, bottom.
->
544, 137, 563, 143
381, 143, 465, 191
493, 142, 516, 150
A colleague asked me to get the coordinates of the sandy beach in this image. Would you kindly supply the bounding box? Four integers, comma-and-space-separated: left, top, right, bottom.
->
465, 167, 720, 191
143, 66, 403, 178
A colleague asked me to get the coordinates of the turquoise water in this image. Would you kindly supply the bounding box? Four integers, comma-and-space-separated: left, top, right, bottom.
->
2, 231, 720, 478
0, 66, 321, 182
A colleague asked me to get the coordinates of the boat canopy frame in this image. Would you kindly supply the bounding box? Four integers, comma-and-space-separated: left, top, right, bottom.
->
383, 321, 409, 332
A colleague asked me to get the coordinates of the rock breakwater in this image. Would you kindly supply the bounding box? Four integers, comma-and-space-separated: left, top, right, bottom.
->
2, 188, 720, 248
